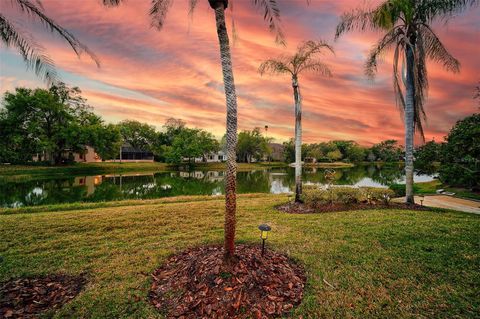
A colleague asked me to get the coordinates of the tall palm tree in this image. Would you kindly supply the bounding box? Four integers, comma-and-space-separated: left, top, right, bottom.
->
335, 0, 478, 204
0, 0, 98, 84
103, 0, 284, 260
259, 40, 333, 203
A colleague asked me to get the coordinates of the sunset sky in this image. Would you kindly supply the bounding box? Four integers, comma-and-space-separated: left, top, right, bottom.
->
1, 0, 479, 146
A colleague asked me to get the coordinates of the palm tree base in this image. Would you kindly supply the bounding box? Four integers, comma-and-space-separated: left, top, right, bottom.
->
149, 244, 306, 318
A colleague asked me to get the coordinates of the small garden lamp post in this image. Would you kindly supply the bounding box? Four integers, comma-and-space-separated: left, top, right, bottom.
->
419, 195, 425, 206
258, 224, 271, 256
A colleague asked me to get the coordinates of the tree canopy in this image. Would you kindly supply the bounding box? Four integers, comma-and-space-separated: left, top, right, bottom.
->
0, 84, 121, 164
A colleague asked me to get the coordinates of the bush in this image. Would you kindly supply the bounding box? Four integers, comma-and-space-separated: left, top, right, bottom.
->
361, 187, 395, 205
332, 187, 362, 204
302, 186, 394, 207
302, 187, 331, 208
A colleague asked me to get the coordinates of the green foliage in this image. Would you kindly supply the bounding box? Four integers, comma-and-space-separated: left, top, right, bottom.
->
116, 120, 157, 151
0, 84, 121, 164
164, 128, 219, 164
332, 140, 366, 162
283, 139, 307, 163
439, 113, 480, 189
371, 140, 403, 162
439, 114, 480, 190
237, 128, 270, 163
303, 186, 395, 207
326, 149, 343, 161
414, 140, 441, 173
389, 183, 420, 197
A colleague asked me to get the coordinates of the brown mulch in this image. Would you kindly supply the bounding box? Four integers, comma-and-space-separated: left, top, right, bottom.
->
149, 244, 306, 319
276, 201, 431, 214
0, 274, 86, 318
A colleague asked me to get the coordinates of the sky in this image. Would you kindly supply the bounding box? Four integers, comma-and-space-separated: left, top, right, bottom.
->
0, 0, 479, 146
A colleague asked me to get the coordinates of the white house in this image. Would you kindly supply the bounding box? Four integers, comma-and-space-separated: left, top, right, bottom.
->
185, 150, 226, 163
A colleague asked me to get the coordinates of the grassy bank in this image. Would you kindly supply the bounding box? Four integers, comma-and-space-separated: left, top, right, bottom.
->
1, 194, 478, 318
415, 180, 480, 201
303, 162, 354, 168
0, 162, 288, 177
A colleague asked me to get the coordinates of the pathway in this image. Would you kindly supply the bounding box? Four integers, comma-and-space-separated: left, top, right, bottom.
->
394, 195, 480, 214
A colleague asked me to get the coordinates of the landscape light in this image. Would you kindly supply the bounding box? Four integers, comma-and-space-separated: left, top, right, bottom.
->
419, 195, 425, 206
258, 224, 271, 256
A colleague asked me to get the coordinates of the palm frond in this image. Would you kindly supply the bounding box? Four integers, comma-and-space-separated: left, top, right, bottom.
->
188, 0, 198, 17
11, 0, 99, 66
413, 37, 428, 139
392, 42, 406, 116
102, 0, 123, 6
251, 0, 285, 45
293, 40, 334, 73
420, 24, 460, 72
0, 13, 58, 84
365, 27, 403, 79
298, 40, 334, 59
418, 0, 479, 21
150, 0, 174, 31
335, 6, 381, 39
299, 60, 332, 77
258, 58, 292, 76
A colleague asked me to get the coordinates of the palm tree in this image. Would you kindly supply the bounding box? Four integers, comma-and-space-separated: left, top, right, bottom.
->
103, 0, 284, 260
0, 0, 98, 84
335, 0, 478, 204
259, 40, 334, 203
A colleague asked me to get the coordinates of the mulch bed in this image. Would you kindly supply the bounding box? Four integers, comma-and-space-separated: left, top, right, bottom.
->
149, 244, 306, 319
276, 201, 431, 214
0, 274, 86, 318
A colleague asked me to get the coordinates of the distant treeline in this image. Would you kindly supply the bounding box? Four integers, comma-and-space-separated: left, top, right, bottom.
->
2, 84, 478, 191
282, 139, 404, 164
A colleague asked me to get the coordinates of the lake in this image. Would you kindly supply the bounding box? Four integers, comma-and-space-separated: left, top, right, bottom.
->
0, 164, 436, 208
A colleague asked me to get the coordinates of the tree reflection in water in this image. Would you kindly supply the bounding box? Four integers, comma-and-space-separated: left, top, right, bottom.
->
0, 164, 435, 207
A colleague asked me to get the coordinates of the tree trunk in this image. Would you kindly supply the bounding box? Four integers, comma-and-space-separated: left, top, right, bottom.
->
212, 0, 238, 260
404, 45, 415, 204
292, 75, 302, 203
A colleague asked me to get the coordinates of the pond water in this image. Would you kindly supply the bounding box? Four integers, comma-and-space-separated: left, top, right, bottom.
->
0, 164, 436, 208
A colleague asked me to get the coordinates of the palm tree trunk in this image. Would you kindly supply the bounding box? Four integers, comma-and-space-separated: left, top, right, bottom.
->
211, 0, 238, 260
404, 45, 415, 204
292, 75, 302, 203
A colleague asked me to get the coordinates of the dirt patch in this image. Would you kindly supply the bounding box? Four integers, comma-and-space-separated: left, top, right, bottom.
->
276, 201, 430, 214
149, 244, 305, 318
0, 274, 86, 318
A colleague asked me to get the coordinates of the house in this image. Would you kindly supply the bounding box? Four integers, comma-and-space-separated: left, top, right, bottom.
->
32, 145, 102, 163
116, 143, 154, 162
73, 146, 102, 163
197, 151, 226, 163
183, 151, 226, 163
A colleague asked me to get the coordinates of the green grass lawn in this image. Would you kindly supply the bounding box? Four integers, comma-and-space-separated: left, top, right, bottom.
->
415, 180, 480, 201
0, 162, 288, 177
1, 194, 479, 318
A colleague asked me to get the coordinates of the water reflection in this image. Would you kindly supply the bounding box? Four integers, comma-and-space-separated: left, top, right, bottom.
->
0, 164, 436, 207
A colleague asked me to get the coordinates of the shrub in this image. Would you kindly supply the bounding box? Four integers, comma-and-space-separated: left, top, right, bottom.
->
302, 187, 331, 208
332, 187, 362, 204
303, 186, 394, 207
361, 187, 395, 205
